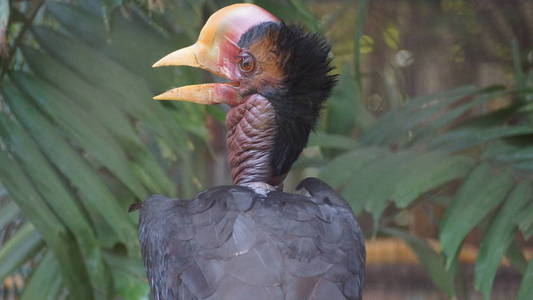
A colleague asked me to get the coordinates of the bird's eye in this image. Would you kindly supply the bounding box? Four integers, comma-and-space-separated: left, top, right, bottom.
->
238, 54, 255, 73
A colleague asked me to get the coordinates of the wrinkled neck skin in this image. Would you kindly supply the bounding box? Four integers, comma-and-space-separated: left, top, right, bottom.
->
226, 94, 284, 192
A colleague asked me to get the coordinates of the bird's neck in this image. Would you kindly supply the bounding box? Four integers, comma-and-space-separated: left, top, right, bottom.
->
226, 94, 286, 187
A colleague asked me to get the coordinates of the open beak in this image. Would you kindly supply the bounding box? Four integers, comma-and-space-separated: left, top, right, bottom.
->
152, 42, 241, 105
152, 3, 278, 105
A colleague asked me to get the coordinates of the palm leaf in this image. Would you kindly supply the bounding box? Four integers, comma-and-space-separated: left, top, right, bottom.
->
2, 84, 138, 253
0, 201, 19, 230
21, 252, 64, 300
475, 182, 532, 299
0, 115, 110, 295
439, 163, 514, 268
0, 224, 44, 282
0, 150, 93, 299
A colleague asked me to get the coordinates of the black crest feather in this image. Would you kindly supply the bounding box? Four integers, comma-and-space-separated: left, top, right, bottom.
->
239, 22, 338, 176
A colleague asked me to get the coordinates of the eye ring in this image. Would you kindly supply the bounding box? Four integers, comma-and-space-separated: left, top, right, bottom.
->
238, 53, 256, 73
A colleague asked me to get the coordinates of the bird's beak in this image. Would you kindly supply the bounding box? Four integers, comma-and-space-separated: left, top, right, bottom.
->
152, 3, 278, 105
152, 41, 242, 105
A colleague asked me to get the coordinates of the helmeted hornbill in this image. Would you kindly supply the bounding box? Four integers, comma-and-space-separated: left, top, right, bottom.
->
135, 3, 365, 300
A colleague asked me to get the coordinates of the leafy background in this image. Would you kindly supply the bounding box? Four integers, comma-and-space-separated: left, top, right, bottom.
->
0, 0, 532, 299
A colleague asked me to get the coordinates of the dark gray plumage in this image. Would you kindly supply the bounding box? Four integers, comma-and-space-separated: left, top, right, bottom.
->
138, 177, 365, 300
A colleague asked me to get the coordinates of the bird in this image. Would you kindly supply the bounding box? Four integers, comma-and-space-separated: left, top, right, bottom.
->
134, 3, 365, 300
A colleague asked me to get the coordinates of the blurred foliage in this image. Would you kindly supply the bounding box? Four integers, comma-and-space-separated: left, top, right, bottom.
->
0, 0, 532, 299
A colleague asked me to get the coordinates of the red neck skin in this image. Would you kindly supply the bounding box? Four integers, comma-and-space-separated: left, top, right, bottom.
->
226, 94, 284, 187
